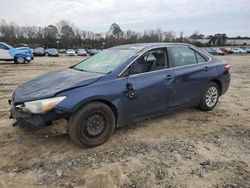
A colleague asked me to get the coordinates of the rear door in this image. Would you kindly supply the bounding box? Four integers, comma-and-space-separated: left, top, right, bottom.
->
169, 46, 211, 106
119, 48, 175, 121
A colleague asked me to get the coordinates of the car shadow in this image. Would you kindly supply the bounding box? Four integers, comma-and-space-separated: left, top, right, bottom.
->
13, 107, 200, 149
116, 107, 198, 132
0, 62, 15, 65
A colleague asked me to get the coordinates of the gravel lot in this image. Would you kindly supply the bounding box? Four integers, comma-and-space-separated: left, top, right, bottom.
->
0, 55, 249, 188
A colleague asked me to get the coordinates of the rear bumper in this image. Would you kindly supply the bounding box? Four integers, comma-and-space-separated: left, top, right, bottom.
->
9, 102, 68, 128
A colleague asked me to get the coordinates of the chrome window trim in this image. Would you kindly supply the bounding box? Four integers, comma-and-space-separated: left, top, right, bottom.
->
189, 46, 212, 64
118, 45, 212, 78
122, 66, 171, 79
117, 60, 213, 80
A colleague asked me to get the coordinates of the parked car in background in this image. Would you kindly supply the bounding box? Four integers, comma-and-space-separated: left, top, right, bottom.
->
47, 48, 59, 57
66, 49, 77, 56
220, 48, 233, 54
246, 48, 250, 53
76, 49, 88, 56
0, 42, 33, 64
9, 43, 231, 147
33, 47, 45, 56
213, 48, 225, 55
231, 48, 247, 54
59, 49, 67, 54
89, 49, 98, 56
205, 48, 217, 55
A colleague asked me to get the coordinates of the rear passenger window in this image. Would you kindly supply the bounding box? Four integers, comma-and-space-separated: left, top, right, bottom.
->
170, 47, 197, 67
195, 52, 207, 63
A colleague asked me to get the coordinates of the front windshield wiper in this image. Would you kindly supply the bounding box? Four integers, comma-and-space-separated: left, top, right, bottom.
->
106, 70, 112, 74
72, 66, 111, 74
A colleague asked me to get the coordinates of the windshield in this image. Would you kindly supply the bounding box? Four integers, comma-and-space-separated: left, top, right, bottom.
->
3, 43, 13, 49
78, 49, 86, 52
74, 49, 136, 74
48, 49, 57, 52
35, 47, 44, 52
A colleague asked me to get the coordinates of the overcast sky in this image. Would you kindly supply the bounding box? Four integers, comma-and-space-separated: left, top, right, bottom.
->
1, 0, 250, 37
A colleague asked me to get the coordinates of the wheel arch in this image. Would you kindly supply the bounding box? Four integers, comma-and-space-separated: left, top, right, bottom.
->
72, 98, 119, 125
14, 53, 27, 58
210, 79, 222, 95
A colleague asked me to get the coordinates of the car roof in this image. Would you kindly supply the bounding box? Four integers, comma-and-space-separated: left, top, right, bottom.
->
110, 43, 193, 53
0, 42, 10, 46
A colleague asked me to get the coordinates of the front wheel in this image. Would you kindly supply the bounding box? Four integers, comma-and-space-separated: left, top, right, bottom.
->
68, 102, 116, 147
14, 57, 26, 64
199, 82, 219, 111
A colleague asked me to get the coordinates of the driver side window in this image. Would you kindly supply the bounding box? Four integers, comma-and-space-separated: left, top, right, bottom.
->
128, 49, 166, 75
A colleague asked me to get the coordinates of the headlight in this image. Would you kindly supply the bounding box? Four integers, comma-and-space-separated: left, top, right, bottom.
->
20, 96, 66, 114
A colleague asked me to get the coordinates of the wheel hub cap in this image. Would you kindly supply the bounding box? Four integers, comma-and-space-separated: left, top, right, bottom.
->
17, 57, 24, 63
86, 114, 105, 136
205, 86, 218, 107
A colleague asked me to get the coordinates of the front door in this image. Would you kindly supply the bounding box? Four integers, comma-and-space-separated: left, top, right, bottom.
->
0, 43, 11, 60
119, 48, 175, 122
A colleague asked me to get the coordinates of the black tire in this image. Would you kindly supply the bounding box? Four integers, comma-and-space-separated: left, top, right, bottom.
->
199, 82, 220, 111
68, 102, 116, 147
14, 57, 26, 64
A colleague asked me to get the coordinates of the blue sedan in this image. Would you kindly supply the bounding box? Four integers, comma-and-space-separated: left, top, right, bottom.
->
9, 43, 231, 147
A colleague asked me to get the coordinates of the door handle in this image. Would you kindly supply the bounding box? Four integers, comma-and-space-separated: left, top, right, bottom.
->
204, 66, 209, 71
165, 74, 174, 80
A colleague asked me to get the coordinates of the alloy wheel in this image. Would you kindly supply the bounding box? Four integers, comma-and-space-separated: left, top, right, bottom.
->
205, 86, 218, 108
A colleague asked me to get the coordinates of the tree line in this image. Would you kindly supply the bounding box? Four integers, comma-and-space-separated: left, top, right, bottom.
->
0, 19, 233, 49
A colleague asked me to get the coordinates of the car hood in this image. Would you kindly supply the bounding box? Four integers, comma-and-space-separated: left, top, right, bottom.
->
13, 68, 103, 103
9, 47, 31, 54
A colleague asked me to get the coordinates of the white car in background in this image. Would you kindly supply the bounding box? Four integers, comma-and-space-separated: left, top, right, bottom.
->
231, 48, 247, 54
66, 49, 77, 56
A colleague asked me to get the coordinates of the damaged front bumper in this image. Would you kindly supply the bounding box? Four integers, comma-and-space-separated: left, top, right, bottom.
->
9, 100, 68, 128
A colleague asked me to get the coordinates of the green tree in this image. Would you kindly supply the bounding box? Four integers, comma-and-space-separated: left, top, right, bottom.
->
60, 25, 75, 48
44, 25, 58, 47
109, 23, 123, 39
209, 33, 227, 46
189, 31, 205, 39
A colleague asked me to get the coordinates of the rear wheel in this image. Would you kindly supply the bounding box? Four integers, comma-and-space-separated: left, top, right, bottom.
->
14, 57, 26, 64
199, 82, 219, 111
68, 102, 116, 147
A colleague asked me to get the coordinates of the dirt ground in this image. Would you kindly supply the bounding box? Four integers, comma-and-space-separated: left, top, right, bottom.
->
0, 55, 249, 188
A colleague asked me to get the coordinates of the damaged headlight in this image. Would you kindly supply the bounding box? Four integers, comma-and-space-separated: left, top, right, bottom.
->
18, 96, 66, 114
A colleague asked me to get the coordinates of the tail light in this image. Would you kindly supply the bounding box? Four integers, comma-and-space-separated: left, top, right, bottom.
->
224, 64, 230, 72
